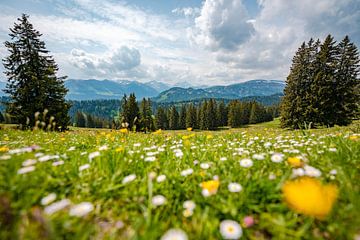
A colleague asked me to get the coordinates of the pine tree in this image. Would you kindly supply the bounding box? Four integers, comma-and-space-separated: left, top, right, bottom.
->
217, 101, 227, 127
119, 94, 129, 125
75, 111, 86, 127
3, 14, 70, 130
185, 103, 197, 129
169, 106, 179, 130
334, 36, 360, 124
127, 93, 140, 131
179, 105, 187, 129
86, 114, 94, 128
207, 99, 217, 130
156, 107, 169, 130
139, 98, 155, 132
228, 100, 242, 128
199, 100, 209, 130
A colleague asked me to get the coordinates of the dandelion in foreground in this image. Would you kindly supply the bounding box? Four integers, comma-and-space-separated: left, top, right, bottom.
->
271, 153, 284, 163
282, 177, 338, 219
220, 220, 242, 239
41, 193, 57, 205
201, 180, 220, 197
161, 228, 188, 240
287, 156, 303, 167
122, 174, 136, 184
17, 166, 35, 174
239, 159, 253, 168
228, 183, 242, 193
152, 195, 166, 207
44, 199, 71, 215
69, 202, 94, 217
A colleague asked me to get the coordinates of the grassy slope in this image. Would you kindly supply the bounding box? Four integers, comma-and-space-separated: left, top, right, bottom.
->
0, 120, 359, 239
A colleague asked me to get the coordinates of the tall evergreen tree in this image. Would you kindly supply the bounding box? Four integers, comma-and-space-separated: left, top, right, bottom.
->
75, 111, 86, 127
186, 103, 197, 129
169, 106, 179, 130
217, 101, 228, 127
127, 93, 140, 131
3, 14, 70, 130
199, 100, 209, 130
139, 98, 155, 132
156, 107, 168, 130
179, 105, 187, 129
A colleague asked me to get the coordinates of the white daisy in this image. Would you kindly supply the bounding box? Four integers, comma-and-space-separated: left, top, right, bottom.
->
44, 199, 71, 215
271, 153, 284, 163
304, 165, 322, 177
41, 193, 57, 205
239, 159, 253, 168
200, 163, 210, 169
160, 228, 188, 240
228, 183, 243, 193
180, 168, 193, 177
220, 220, 242, 239
69, 202, 94, 217
220, 157, 228, 161
122, 174, 136, 184
88, 151, 100, 161
156, 175, 166, 183
79, 164, 90, 172
144, 156, 156, 162
22, 159, 37, 166
152, 195, 166, 207
17, 166, 35, 174
183, 200, 196, 211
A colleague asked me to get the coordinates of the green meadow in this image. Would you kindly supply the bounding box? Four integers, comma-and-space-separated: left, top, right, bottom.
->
0, 120, 359, 239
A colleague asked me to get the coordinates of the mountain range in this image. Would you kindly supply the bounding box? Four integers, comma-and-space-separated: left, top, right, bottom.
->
0, 79, 285, 102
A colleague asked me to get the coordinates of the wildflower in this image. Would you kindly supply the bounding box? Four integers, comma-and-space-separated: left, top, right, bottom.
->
239, 159, 253, 168
99, 145, 108, 151
69, 202, 94, 217
174, 149, 183, 158
156, 175, 166, 183
17, 166, 35, 174
228, 183, 242, 193
253, 153, 265, 160
180, 168, 193, 177
201, 180, 220, 197
122, 174, 136, 184
120, 128, 128, 133
200, 163, 210, 169
264, 142, 272, 148
68, 146, 76, 151
154, 129, 162, 134
79, 164, 90, 172
271, 153, 284, 163
148, 172, 157, 180
160, 228, 188, 240
0, 146, 9, 152
115, 147, 124, 152
243, 216, 255, 228
304, 165, 322, 177
187, 127, 193, 131
219, 220, 242, 239
282, 177, 338, 219
329, 169, 337, 175
183, 208, 193, 217
349, 135, 358, 141
41, 193, 57, 205
292, 168, 305, 177
44, 199, 71, 215
88, 151, 100, 161
145, 156, 156, 162
268, 173, 276, 180
38, 155, 59, 162
183, 200, 196, 211
328, 148, 337, 152
220, 157, 227, 161
22, 159, 37, 166
152, 195, 166, 207
287, 156, 303, 167
53, 160, 64, 166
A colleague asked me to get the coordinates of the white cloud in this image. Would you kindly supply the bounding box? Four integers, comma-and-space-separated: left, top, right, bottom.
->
189, 0, 255, 51
172, 7, 200, 17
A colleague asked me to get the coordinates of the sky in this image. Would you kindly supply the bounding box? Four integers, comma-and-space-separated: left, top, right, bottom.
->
0, 0, 359, 86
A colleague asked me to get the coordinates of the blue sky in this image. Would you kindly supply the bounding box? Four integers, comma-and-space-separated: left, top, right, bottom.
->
0, 0, 359, 86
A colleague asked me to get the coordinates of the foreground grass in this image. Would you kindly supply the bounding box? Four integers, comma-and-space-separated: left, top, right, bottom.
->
0, 121, 359, 239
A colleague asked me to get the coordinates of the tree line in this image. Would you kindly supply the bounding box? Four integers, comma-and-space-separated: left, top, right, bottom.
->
281, 35, 359, 129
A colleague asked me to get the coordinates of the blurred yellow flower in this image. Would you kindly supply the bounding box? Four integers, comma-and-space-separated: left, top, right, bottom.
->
287, 157, 303, 167
187, 127, 193, 131
349, 135, 358, 141
154, 129, 162, 135
282, 177, 338, 219
206, 135, 213, 139
115, 147, 124, 152
201, 180, 220, 196
120, 128, 128, 133
60, 137, 66, 141
0, 146, 9, 152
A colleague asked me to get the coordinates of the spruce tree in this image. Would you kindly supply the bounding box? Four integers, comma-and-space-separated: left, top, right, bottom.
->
169, 106, 179, 130
334, 36, 360, 124
3, 14, 70, 130
185, 103, 197, 129
199, 100, 208, 130
217, 101, 227, 127
156, 107, 168, 130
179, 105, 187, 129
139, 98, 155, 132
127, 93, 140, 131
75, 111, 86, 127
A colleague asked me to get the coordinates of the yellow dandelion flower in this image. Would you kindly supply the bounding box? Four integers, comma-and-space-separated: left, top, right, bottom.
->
182, 135, 190, 140
184, 140, 191, 147
0, 146, 9, 152
154, 129, 162, 135
120, 128, 128, 133
282, 177, 338, 219
115, 147, 124, 152
206, 134, 213, 139
60, 137, 66, 141
199, 170, 206, 177
287, 157, 303, 167
100, 132, 106, 136
201, 180, 220, 195
349, 135, 358, 141
187, 127, 193, 131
